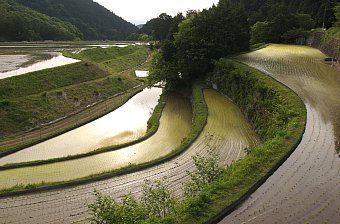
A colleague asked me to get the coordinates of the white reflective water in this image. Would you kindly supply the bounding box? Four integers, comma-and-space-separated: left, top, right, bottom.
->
0, 53, 79, 79
135, 70, 149, 77
0, 43, 131, 79
0, 87, 162, 165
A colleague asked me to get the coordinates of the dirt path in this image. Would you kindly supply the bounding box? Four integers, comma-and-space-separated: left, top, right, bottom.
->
0, 90, 258, 223
220, 45, 340, 224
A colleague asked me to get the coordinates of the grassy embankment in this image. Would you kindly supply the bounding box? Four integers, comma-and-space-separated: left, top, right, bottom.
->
0, 92, 168, 170
0, 46, 149, 152
0, 84, 207, 195
154, 59, 306, 223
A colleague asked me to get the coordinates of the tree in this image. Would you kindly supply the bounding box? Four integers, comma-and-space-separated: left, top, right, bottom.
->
334, 4, 340, 26
184, 149, 224, 197
251, 21, 273, 44
15, 0, 138, 40
88, 179, 176, 224
141, 179, 177, 218
0, 0, 81, 41
173, 0, 250, 81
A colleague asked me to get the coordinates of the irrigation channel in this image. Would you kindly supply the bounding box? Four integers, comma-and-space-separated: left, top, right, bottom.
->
0, 88, 258, 223
220, 44, 340, 223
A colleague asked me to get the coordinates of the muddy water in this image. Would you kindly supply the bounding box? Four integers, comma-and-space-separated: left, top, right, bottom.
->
0, 89, 259, 223
0, 87, 162, 165
0, 44, 81, 79
0, 53, 79, 79
0, 43, 130, 79
220, 45, 340, 223
0, 92, 192, 188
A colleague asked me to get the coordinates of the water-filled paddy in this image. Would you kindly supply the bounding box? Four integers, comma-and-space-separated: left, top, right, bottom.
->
135, 70, 149, 77
0, 87, 162, 165
0, 92, 192, 188
0, 43, 131, 79
0, 53, 79, 79
0, 89, 260, 189
221, 44, 340, 224
0, 89, 260, 223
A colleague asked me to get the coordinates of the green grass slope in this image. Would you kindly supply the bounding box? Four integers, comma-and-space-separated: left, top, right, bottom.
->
0, 46, 149, 138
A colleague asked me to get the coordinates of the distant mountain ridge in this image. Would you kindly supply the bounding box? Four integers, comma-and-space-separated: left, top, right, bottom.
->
15, 0, 138, 40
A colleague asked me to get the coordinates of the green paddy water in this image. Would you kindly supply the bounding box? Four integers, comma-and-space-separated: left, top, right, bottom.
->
0, 89, 260, 189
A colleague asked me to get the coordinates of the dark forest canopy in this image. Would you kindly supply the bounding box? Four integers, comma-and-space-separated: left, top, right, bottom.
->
231, 0, 339, 44
140, 0, 339, 44
149, 0, 250, 87
15, 0, 138, 40
148, 0, 340, 87
0, 0, 82, 41
233, 0, 338, 28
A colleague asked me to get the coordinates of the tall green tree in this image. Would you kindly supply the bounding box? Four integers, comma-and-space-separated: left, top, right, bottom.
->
150, 0, 250, 86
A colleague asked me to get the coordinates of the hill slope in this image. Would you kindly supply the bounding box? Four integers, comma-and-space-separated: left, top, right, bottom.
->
233, 0, 336, 28
15, 0, 138, 40
0, 0, 82, 41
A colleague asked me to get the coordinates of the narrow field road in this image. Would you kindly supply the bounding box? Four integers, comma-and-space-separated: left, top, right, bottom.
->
220, 45, 340, 224
0, 90, 258, 223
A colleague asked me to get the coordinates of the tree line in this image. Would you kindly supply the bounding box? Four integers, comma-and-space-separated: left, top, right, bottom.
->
0, 0, 81, 41
144, 0, 340, 86
12, 0, 138, 41
148, 0, 250, 87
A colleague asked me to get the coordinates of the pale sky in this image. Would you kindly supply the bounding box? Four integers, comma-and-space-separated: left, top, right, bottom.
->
93, 0, 219, 25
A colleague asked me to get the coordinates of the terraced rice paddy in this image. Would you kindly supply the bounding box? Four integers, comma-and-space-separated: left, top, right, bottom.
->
0, 92, 192, 189
0, 54, 79, 79
0, 43, 131, 79
0, 87, 162, 165
220, 44, 340, 223
0, 89, 259, 223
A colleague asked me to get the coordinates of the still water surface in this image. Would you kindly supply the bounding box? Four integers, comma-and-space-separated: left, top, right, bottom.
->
0, 43, 130, 79
0, 87, 162, 165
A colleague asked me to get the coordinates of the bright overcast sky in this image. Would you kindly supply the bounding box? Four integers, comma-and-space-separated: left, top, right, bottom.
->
93, 0, 219, 25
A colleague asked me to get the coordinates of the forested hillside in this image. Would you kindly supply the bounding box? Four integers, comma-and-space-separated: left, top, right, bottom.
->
235, 0, 336, 28
0, 0, 81, 41
232, 0, 338, 44
15, 0, 138, 40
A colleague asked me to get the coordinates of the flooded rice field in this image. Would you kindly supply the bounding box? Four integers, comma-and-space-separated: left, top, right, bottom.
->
0, 44, 79, 79
220, 44, 340, 224
0, 89, 259, 223
135, 70, 149, 77
0, 42, 130, 79
0, 87, 162, 165
0, 92, 192, 188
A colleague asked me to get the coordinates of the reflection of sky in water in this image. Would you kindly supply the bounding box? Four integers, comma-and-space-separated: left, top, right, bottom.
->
0, 53, 79, 79
0, 43, 131, 79
135, 70, 149, 77
0, 87, 162, 165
